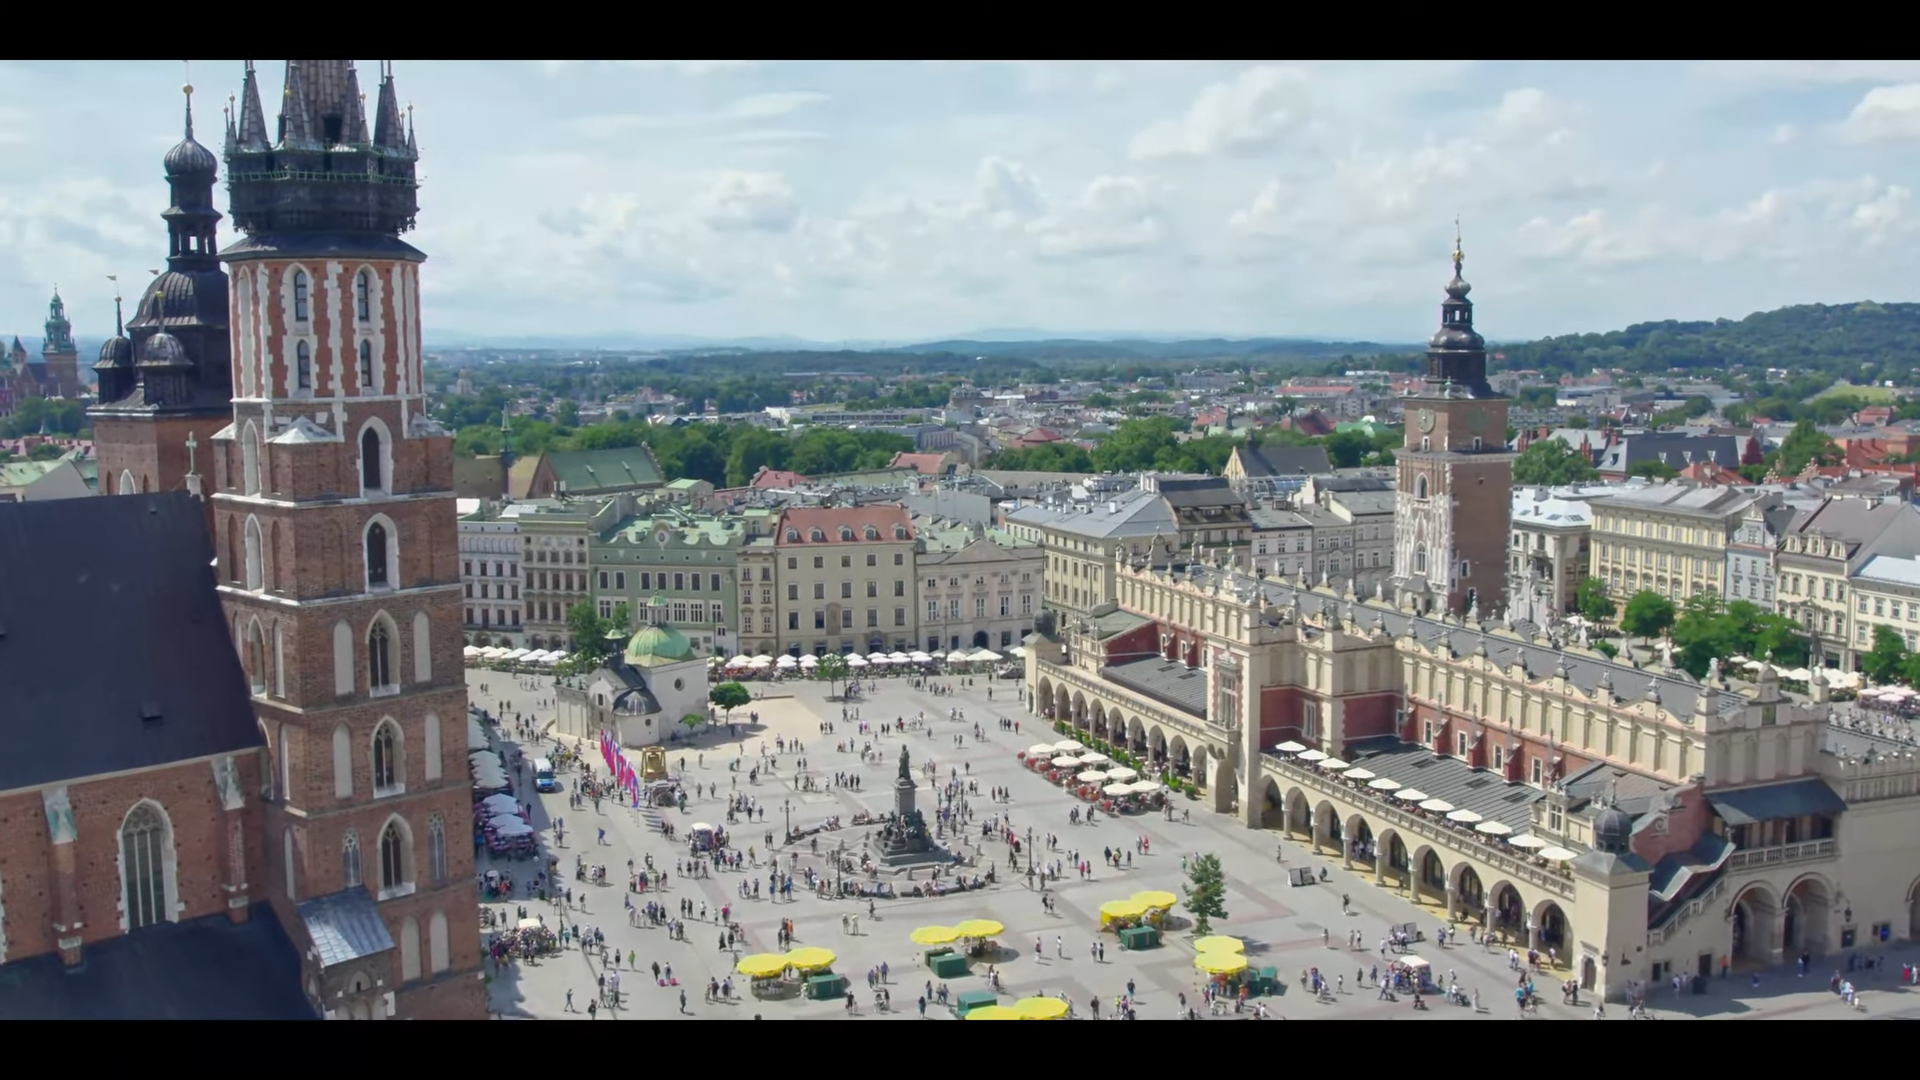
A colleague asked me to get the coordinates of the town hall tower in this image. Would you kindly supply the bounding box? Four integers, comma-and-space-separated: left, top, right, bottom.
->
211, 60, 484, 1020
1392, 232, 1513, 618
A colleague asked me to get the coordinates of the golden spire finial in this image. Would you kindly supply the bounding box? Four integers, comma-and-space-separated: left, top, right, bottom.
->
1452, 215, 1463, 270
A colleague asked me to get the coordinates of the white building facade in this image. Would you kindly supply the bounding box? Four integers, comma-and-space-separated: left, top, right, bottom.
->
458, 499, 524, 645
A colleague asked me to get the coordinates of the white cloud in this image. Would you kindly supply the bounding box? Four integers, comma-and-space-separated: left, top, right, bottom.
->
1841, 84, 1920, 142
1129, 66, 1311, 160
1694, 60, 1920, 86
696, 171, 801, 232
538, 60, 759, 78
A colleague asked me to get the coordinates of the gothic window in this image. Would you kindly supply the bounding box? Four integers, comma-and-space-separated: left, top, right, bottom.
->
358, 340, 374, 389
1415, 548, 1428, 575
246, 619, 267, 695
292, 270, 309, 322
366, 522, 389, 587
355, 270, 371, 322
296, 341, 311, 390
1414, 475, 1428, 500
368, 621, 394, 691
117, 469, 135, 495
378, 819, 409, 893
342, 829, 363, 887
242, 422, 261, 496
372, 720, 401, 794
428, 814, 447, 884
244, 515, 264, 591
120, 803, 172, 931
361, 426, 384, 493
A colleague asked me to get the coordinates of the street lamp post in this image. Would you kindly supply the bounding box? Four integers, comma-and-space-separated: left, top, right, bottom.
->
783, 797, 791, 842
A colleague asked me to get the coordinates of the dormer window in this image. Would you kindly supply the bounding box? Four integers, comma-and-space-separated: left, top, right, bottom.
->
839, 526, 854, 541
864, 525, 879, 540
894, 525, 908, 539
784, 529, 799, 542
292, 270, 309, 322
809, 528, 825, 542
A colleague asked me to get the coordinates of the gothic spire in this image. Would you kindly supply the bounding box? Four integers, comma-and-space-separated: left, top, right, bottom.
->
279, 61, 316, 148
235, 60, 269, 151
372, 60, 407, 151
342, 63, 370, 144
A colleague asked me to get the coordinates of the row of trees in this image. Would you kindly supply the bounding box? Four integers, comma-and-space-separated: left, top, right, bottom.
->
1512, 418, 1842, 489
1572, 580, 1811, 680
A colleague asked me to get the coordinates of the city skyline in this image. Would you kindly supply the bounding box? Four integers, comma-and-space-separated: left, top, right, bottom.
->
2, 60, 1920, 346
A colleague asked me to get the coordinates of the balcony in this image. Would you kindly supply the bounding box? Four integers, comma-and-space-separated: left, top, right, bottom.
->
1726, 838, 1836, 870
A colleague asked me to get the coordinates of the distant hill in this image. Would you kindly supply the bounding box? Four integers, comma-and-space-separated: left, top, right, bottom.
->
1492, 300, 1920, 379
899, 336, 1414, 363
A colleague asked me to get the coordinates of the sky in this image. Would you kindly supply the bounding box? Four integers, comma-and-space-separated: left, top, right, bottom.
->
3, 59, 1920, 348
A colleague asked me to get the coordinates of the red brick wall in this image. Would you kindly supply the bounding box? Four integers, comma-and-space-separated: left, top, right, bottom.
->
1260, 685, 1302, 747
1102, 622, 1160, 665
1342, 691, 1400, 741
0, 754, 265, 962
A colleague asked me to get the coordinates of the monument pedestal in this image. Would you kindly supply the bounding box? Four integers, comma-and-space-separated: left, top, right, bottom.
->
877, 746, 949, 867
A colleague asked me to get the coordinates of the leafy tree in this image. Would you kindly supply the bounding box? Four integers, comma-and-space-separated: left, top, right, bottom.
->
1512, 439, 1599, 486
565, 601, 622, 665
814, 651, 851, 698
1183, 852, 1229, 936
1775, 419, 1842, 476
1670, 591, 1730, 677
1619, 591, 1676, 645
1629, 459, 1680, 480
983, 443, 1095, 472
709, 681, 753, 719
1575, 577, 1616, 628
1324, 429, 1372, 469
1863, 625, 1908, 684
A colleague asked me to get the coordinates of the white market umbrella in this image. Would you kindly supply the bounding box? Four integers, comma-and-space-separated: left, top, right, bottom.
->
889, 652, 913, 663
776, 655, 798, 667
1344, 767, 1376, 781
1275, 741, 1307, 753
490, 818, 534, 837
946, 650, 972, 664
1508, 834, 1548, 849
1298, 749, 1328, 762
1050, 756, 1081, 768
910, 651, 933, 663
1474, 821, 1513, 836
1078, 751, 1110, 765
1445, 809, 1484, 824
866, 651, 889, 662
1126, 781, 1163, 795
1367, 777, 1402, 791
1318, 758, 1350, 770
1053, 740, 1084, 753
464, 645, 483, 658
1102, 783, 1132, 796
1106, 766, 1139, 782
1418, 799, 1455, 814
1392, 788, 1430, 802
846, 655, 869, 668
970, 649, 1003, 662
1009, 646, 1027, 658
1076, 770, 1108, 783
799, 655, 819, 667
481, 794, 519, 813
506, 648, 531, 660
751, 655, 775, 667
1537, 846, 1578, 862
470, 750, 503, 768
727, 655, 751, 668
1027, 744, 1058, 757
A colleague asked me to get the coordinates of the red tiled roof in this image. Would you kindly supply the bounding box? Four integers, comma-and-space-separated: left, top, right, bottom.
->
751, 468, 807, 489
775, 506, 914, 545
888, 451, 947, 475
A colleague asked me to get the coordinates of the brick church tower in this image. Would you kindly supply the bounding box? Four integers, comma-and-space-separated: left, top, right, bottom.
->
1392, 230, 1513, 618
90, 83, 234, 529
211, 60, 485, 1020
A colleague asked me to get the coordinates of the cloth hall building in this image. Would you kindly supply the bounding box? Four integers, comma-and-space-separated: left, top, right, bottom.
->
1025, 249, 1920, 1002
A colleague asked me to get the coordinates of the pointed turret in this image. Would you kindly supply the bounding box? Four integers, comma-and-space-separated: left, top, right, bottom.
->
279, 61, 317, 148
372, 60, 406, 150
235, 61, 269, 150
342, 63, 369, 144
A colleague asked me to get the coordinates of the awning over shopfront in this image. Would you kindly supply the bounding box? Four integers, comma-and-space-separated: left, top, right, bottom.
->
1705, 778, 1847, 827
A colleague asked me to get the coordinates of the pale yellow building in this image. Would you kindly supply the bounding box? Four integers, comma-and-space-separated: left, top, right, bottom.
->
1588, 484, 1753, 604
769, 505, 917, 656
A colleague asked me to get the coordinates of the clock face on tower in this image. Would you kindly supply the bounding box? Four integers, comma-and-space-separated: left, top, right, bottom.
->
1417, 409, 1436, 433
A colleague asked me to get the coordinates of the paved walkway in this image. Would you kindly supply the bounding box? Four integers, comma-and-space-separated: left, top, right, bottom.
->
465, 668, 1914, 1020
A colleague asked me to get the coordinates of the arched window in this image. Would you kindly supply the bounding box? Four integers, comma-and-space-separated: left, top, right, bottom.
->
894, 525, 908, 539
358, 340, 374, 389
399, 916, 421, 980
427, 813, 447, 883
292, 270, 309, 322
784, 529, 798, 541
117, 469, 136, 495
246, 619, 267, 694
1415, 548, 1428, 575
296, 341, 311, 390
372, 719, 401, 793
378, 819, 408, 892
809, 528, 824, 542
341, 829, 362, 887
244, 515, 264, 591
839, 526, 853, 541
864, 525, 878, 540
355, 270, 371, 322
1414, 475, 1429, 500
121, 803, 172, 930
366, 522, 389, 587
242, 422, 261, 496
361, 426, 383, 493
367, 621, 393, 691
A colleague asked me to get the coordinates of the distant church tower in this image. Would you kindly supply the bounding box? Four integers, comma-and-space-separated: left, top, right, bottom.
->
213, 60, 484, 1021
38, 290, 82, 397
90, 82, 233, 523
1392, 230, 1513, 617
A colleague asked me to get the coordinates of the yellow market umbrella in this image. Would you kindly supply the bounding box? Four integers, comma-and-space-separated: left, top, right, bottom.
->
735, 953, 789, 979
1100, 898, 1150, 920
1192, 935, 1244, 954
965, 1004, 1021, 1020
910, 925, 961, 946
784, 946, 836, 971
1195, 951, 1249, 975
953, 918, 1004, 938
1132, 890, 1179, 910
1011, 996, 1071, 1020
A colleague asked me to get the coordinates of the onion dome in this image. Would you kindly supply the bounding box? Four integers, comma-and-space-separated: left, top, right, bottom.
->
139, 330, 188, 368
1593, 806, 1634, 854
164, 84, 218, 181
95, 297, 132, 371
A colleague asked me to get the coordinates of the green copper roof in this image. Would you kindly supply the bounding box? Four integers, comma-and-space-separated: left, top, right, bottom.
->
625, 623, 692, 664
